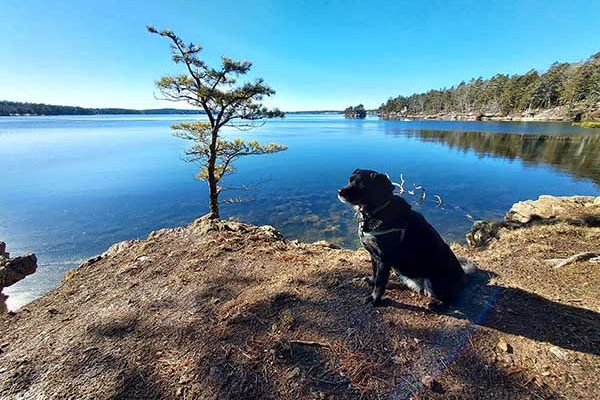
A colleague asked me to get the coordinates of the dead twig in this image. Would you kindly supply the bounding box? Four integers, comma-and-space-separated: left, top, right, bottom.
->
288, 339, 331, 348
545, 252, 599, 269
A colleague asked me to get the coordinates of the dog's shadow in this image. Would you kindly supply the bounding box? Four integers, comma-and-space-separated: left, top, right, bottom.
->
383, 269, 600, 356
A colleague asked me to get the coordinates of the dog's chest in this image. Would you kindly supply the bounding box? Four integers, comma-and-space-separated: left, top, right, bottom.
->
359, 230, 378, 249
358, 217, 386, 252
358, 212, 408, 257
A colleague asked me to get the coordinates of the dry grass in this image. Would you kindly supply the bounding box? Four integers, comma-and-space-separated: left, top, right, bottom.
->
1, 217, 599, 399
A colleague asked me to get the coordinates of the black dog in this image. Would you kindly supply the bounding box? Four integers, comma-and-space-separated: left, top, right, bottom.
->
338, 169, 472, 308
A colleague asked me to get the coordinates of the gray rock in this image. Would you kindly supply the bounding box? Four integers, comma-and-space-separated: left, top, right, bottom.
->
0, 292, 7, 314
466, 221, 505, 248
0, 254, 37, 288
467, 195, 600, 248
0, 245, 38, 314
506, 195, 599, 224
257, 225, 283, 240
79, 255, 103, 268
312, 240, 340, 249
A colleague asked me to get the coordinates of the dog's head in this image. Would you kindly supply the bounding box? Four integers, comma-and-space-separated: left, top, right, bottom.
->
338, 169, 394, 207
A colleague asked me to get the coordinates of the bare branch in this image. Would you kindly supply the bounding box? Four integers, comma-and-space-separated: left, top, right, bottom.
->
545, 252, 599, 269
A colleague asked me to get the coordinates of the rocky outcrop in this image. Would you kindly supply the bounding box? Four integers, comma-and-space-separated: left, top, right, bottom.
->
1, 203, 600, 400
379, 104, 600, 122
507, 195, 600, 224
467, 195, 600, 248
380, 103, 600, 122
0, 242, 37, 313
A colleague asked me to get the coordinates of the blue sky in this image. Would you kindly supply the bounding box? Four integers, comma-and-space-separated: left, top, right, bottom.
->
2, 0, 600, 111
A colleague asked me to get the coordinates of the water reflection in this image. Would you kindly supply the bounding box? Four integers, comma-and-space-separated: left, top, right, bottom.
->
387, 128, 600, 185
233, 126, 600, 249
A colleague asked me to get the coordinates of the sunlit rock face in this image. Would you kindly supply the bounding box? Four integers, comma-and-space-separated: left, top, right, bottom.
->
507, 195, 600, 224
466, 195, 600, 248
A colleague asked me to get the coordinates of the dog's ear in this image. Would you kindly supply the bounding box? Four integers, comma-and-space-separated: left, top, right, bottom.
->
371, 172, 393, 192
353, 168, 360, 174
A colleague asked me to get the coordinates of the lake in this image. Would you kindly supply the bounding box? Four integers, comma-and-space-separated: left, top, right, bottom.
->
1, 114, 599, 310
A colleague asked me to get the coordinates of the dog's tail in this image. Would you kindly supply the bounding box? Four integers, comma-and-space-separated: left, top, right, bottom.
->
458, 257, 478, 275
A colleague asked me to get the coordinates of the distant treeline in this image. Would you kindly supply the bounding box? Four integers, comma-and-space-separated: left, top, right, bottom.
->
0, 101, 204, 116
379, 52, 600, 118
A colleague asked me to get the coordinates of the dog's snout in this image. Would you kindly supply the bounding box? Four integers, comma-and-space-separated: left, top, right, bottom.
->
338, 187, 350, 197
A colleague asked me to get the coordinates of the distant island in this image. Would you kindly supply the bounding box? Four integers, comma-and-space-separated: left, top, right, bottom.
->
379, 51, 600, 122
344, 104, 367, 119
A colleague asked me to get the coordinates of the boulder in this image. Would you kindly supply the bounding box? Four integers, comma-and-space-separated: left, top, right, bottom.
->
466, 195, 600, 248
0, 254, 38, 288
506, 195, 599, 224
0, 243, 38, 313
0, 292, 7, 314
312, 240, 340, 249
466, 221, 505, 248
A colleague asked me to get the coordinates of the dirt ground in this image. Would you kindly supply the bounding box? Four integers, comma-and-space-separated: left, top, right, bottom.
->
1, 216, 599, 400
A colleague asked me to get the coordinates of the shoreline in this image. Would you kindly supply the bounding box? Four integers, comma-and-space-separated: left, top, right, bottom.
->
380, 114, 587, 123
379, 104, 600, 123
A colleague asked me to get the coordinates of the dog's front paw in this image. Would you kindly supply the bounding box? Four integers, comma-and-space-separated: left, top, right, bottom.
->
363, 294, 383, 306
426, 300, 448, 313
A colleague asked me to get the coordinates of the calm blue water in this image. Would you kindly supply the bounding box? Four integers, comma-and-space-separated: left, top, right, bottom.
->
1, 114, 599, 309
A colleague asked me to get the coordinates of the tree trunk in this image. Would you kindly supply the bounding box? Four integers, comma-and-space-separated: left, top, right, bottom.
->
207, 129, 220, 219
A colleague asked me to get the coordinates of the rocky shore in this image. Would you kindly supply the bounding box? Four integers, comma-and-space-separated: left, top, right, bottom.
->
380, 104, 600, 122
0, 196, 599, 399
0, 242, 37, 313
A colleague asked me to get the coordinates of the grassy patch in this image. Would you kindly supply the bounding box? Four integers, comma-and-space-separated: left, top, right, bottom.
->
574, 121, 600, 129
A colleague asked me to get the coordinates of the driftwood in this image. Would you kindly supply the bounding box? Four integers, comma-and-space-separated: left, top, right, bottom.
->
545, 252, 599, 269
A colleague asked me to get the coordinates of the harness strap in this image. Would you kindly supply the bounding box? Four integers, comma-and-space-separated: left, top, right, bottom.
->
360, 227, 407, 242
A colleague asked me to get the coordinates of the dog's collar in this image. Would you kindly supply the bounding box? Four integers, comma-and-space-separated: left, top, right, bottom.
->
360, 227, 407, 241
363, 199, 392, 216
